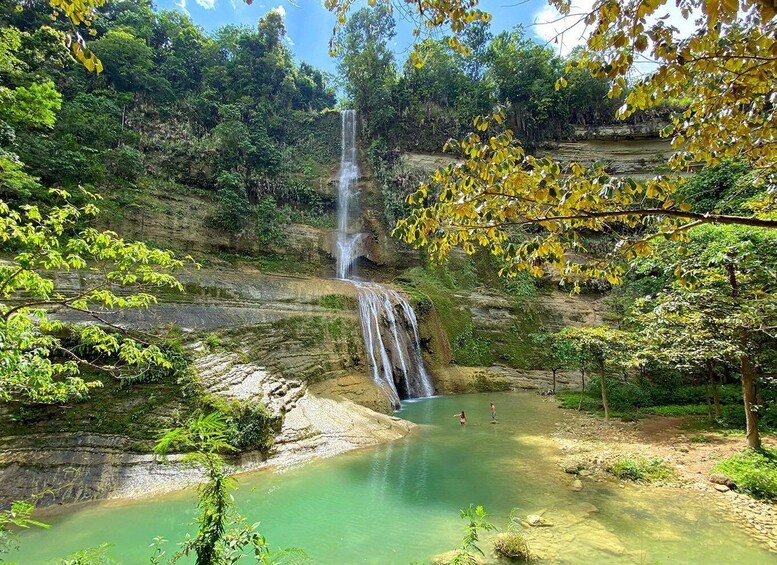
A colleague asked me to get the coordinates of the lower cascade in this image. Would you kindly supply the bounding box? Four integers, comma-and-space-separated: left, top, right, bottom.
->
354, 282, 435, 409
336, 109, 434, 408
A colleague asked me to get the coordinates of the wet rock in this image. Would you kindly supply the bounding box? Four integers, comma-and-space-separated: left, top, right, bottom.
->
714, 484, 731, 493
525, 514, 552, 527
579, 469, 593, 477
710, 473, 737, 489
571, 479, 584, 491
577, 502, 599, 514
564, 466, 580, 474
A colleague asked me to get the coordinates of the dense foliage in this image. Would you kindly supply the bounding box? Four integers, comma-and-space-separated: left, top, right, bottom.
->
337, 8, 622, 152
3, 0, 338, 243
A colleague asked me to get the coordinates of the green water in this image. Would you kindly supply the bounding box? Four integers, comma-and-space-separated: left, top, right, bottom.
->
12, 392, 774, 563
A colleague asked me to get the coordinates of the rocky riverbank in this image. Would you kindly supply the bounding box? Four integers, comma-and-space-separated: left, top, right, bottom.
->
550, 404, 777, 553
0, 390, 414, 508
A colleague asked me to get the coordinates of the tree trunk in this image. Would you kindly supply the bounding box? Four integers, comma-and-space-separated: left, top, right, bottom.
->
552, 368, 557, 395
709, 362, 722, 418
727, 261, 760, 449
578, 368, 585, 411
705, 377, 713, 425
741, 349, 761, 450
600, 365, 609, 423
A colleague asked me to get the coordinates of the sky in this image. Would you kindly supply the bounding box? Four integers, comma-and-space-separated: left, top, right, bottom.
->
152, 0, 578, 76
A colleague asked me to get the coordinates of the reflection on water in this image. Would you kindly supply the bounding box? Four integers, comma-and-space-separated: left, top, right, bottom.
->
13, 392, 774, 564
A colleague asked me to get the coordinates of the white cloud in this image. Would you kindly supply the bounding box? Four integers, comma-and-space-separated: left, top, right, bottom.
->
174, 0, 190, 14
270, 4, 286, 18
533, 1, 698, 75
194, 0, 216, 9
533, 0, 596, 57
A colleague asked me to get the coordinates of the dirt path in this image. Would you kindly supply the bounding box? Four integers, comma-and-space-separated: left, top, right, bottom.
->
551, 405, 777, 553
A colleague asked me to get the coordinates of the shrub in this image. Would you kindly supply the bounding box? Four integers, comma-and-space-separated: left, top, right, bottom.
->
606, 381, 652, 411
254, 195, 289, 244
470, 371, 510, 392
608, 457, 675, 483
453, 326, 492, 366
203, 333, 222, 350
493, 532, 531, 561
106, 146, 143, 183
203, 398, 279, 453
210, 186, 251, 232
713, 447, 777, 500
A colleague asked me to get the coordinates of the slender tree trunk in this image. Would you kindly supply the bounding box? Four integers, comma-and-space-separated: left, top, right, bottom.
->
705, 377, 713, 425
600, 364, 609, 423
727, 260, 761, 449
552, 368, 557, 395
578, 368, 585, 411
741, 348, 761, 450
709, 362, 722, 418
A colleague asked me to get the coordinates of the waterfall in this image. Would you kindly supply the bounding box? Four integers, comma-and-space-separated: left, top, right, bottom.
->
335, 109, 364, 280
334, 110, 434, 409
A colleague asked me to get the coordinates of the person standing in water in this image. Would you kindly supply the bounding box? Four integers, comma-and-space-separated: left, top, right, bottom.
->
456, 411, 466, 425
490, 402, 496, 422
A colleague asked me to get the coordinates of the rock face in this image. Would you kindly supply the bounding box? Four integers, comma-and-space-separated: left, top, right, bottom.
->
0, 321, 409, 507
50, 267, 359, 330
1, 252, 440, 507
0, 392, 413, 507
103, 191, 332, 265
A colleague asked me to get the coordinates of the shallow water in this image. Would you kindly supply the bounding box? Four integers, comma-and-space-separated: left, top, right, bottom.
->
12, 392, 773, 563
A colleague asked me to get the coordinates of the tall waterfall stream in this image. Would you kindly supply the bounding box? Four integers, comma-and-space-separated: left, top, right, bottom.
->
335, 109, 434, 408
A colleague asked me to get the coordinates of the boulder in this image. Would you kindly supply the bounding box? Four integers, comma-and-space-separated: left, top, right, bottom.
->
571, 479, 584, 491
525, 514, 553, 527
709, 473, 737, 489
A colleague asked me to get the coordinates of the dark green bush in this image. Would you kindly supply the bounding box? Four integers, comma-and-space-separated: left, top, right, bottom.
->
453, 326, 492, 366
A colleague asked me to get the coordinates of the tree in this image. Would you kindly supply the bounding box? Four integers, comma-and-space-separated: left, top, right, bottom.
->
485, 28, 567, 143
632, 225, 777, 448
329, 1, 776, 285
154, 412, 303, 564
0, 190, 187, 403
0, 29, 188, 403
560, 326, 631, 422
91, 29, 159, 93
14, 0, 110, 72
335, 6, 397, 136
530, 330, 576, 394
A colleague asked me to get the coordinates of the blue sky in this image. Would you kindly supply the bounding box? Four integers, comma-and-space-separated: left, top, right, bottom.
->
153, 0, 563, 76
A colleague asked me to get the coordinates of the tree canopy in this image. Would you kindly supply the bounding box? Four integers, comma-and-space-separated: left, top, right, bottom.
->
329, 1, 777, 285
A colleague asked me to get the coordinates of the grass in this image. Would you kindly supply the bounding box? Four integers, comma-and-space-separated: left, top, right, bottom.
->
318, 294, 356, 310
204, 333, 222, 350
642, 404, 710, 416
0, 371, 199, 451
713, 447, 777, 499
397, 260, 542, 369
608, 457, 676, 483
493, 531, 531, 561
